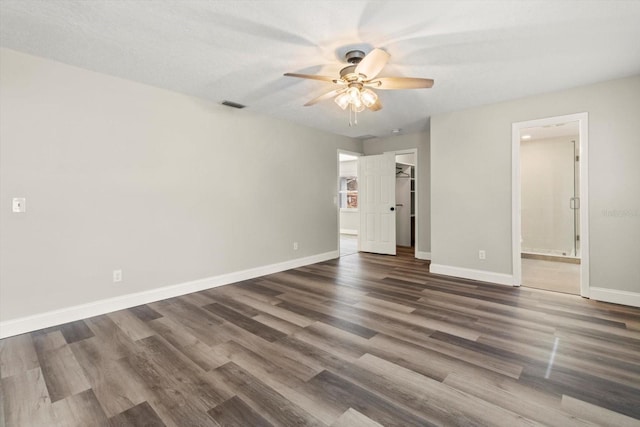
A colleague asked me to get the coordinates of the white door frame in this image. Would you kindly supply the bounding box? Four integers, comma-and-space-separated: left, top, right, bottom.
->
386, 148, 420, 259
512, 112, 589, 297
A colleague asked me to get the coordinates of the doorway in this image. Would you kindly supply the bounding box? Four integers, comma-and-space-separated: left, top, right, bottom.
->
512, 113, 589, 297
395, 153, 416, 249
338, 150, 361, 257
337, 148, 420, 258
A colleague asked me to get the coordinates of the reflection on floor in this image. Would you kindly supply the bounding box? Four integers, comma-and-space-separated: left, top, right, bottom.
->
522, 258, 580, 295
340, 234, 358, 257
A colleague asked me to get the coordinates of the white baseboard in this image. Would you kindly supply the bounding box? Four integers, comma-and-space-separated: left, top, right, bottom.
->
416, 251, 431, 260
429, 263, 515, 286
339, 229, 358, 235
0, 250, 339, 339
589, 287, 640, 308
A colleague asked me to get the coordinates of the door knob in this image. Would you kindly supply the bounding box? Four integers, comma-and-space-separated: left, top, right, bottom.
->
390, 207, 395, 211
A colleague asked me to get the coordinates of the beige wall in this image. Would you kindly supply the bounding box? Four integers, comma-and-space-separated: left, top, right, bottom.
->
363, 132, 431, 255
431, 75, 640, 295
0, 48, 361, 322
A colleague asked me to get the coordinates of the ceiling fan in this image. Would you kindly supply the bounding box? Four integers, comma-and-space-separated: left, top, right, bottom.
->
284, 48, 434, 123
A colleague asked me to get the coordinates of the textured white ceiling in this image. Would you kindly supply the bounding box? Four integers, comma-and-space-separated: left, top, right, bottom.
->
1, 1, 639, 138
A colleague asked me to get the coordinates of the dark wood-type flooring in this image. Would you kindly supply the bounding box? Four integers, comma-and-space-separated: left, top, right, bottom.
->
2, 247, 640, 426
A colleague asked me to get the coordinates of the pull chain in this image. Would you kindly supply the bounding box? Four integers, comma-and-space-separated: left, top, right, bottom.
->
348, 105, 358, 127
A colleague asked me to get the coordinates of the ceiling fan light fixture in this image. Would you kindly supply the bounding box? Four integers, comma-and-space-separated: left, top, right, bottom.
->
347, 87, 360, 103
334, 92, 350, 110
351, 93, 364, 110
284, 47, 434, 126
361, 88, 378, 107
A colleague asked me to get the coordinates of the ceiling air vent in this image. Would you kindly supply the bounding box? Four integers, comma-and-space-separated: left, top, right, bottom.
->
357, 134, 376, 140
221, 100, 246, 109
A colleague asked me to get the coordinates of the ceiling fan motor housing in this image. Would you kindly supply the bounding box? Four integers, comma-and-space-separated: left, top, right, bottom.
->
345, 50, 366, 64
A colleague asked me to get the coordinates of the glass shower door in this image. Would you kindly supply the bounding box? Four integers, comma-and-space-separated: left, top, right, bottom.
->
521, 135, 578, 257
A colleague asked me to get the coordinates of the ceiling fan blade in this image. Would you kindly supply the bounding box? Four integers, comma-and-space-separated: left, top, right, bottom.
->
368, 98, 383, 112
304, 88, 346, 106
354, 48, 390, 79
367, 77, 434, 90
284, 73, 336, 82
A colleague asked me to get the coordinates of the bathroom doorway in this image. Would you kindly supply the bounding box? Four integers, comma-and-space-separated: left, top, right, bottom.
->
512, 113, 589, 297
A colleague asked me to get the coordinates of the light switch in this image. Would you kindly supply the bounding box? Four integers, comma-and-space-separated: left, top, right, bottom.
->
12, 197, 26, 213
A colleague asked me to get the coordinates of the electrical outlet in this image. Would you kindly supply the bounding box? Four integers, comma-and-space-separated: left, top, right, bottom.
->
12, 197, 26, 213
113, 269, 122, 283
479, 250, 486, 260
293, 242, 299, 251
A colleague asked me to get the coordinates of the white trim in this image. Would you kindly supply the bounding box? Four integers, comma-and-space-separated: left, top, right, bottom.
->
512, 112, 589, 296
416, 251, 431, 260
429, 263, 516, 286
590, 288, 640, 308
340, 229, 358, 235
0, 250, 339, 339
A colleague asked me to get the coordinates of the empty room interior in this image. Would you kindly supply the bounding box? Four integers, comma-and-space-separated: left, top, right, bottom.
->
1, 1, 640, 426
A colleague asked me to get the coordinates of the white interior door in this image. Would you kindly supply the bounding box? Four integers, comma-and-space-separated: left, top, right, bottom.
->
358, 152, 396, 255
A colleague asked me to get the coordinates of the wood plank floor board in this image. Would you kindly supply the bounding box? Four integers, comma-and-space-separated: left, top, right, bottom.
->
210, 362, 326, 427
0, 334, 39, 379
277, 300, 378, 339
207, 395, 274, 427
477, 333, 640, 389
518, 366, 640, 419
201, 291, 262, 317
128, 304, 163, 323
31, 328, 67, 356
552, 327, 640, 362
442, 372, 595, 427
1, 368, 51, 426
330, 408, 383, 427
2, 249, 639, 426
279, 293, 411, 334
252, 312, 305, 335
348, 353, 539, 427
202, 302, 287, 342
367, 333, 517, 384
272, 335, 350, 374
58, 321, 95, 345
107, 310, 156, 342
135, 335, 230, 410
217, 282, 284, 305
0, 386, 4, 427
117, 349, 219, 427
303, 369, 435, 427
311, 298, 440, 347
212, 341, 340, 424
50, 389, 109, 427
291, 321, 372, 361
33, 339, 91, 403
148, 299, 228, 347
83, 316, 141, 362
107, 401, 166, 427
70, 338, 149, 417
145, 317, 228, 372
217, 291, 315, 327
351, 294, 416, 314
213, 340, 315, 384
560, 395, 640, 427
234, 280, 284, 298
